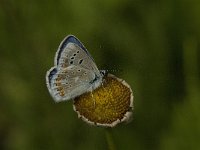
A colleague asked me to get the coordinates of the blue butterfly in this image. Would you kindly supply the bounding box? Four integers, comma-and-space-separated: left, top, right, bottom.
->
46, 35, 105, 102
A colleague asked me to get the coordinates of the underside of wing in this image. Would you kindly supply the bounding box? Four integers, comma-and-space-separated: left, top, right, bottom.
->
55, 35, 99, 74
46, 65, 96, 102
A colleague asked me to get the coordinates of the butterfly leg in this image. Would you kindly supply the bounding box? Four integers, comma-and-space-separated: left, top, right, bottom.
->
101, 79, 107, 93
90, 91, 96, 109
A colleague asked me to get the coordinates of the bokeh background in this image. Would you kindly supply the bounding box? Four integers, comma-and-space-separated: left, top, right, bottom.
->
0, 0, 200, 149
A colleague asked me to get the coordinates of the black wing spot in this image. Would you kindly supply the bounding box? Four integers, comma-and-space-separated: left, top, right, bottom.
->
78, 69, 81, 72
77, 51, 80, 53
70, 61, 73, 64
71, 57, 74, 59
79, 59, 83, 64
73, 54, 76, 56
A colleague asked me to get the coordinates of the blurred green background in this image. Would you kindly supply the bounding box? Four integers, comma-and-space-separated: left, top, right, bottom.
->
0, 0, 200, 149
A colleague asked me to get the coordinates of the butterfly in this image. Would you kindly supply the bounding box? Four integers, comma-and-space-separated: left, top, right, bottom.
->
46, 35, 105, 102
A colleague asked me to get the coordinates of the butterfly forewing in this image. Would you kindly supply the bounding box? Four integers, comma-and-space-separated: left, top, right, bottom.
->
55, 36, 100, 75
57, 43, 99, 73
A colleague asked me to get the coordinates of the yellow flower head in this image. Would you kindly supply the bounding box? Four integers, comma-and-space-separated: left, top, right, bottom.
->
73, 74, 133, 127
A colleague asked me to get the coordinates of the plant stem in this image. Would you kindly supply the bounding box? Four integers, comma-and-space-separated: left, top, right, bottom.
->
105, 128, 116, 150
183, 37, 199, 97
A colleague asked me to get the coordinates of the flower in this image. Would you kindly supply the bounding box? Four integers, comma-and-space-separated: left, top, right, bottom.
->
73, 74, 133, 127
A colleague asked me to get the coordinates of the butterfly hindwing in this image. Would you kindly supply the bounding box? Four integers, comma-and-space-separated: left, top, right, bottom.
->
46, 65, 96, 102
